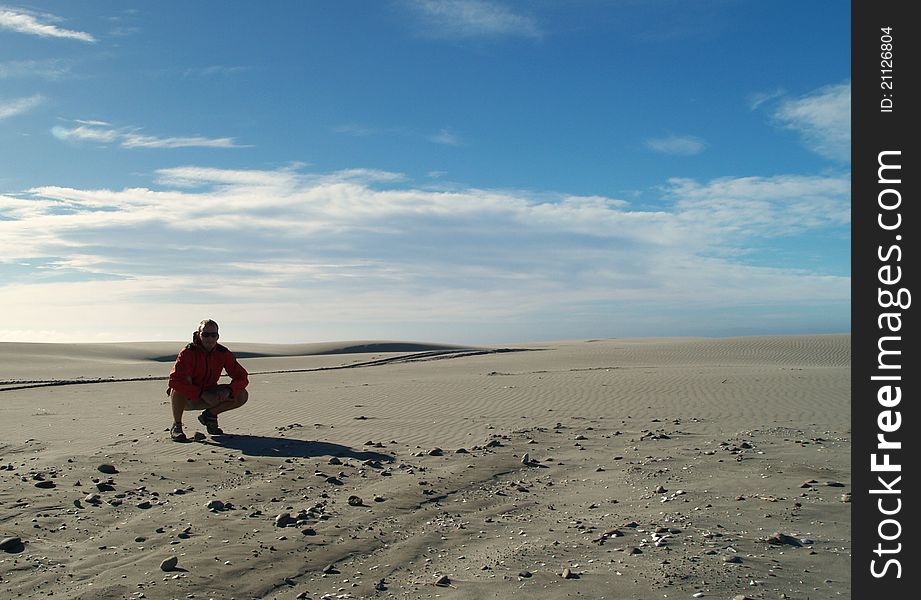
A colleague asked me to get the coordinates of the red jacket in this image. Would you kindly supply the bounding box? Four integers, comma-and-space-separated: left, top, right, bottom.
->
167, 332, 249, 400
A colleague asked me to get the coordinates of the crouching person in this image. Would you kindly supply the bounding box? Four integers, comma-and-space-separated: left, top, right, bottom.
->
167, 319, 249, 441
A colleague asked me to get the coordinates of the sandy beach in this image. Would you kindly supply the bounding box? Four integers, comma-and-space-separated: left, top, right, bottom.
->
0, 334, 850, 599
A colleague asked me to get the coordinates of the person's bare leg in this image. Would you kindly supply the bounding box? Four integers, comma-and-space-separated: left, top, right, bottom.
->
207, 389, 248, 416
170, 390, 188, 424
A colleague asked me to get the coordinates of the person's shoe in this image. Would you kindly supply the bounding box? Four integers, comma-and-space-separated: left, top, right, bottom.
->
198, 410, 224, 435
170, 422, 188, 442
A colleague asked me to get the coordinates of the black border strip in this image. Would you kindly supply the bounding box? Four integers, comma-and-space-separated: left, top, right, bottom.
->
852, 1, 916, 595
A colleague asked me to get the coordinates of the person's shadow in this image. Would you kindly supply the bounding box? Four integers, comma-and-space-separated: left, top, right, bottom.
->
201, 434, 395, 463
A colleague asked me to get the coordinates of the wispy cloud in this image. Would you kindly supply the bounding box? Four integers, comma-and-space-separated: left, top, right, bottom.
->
644, 134, 706, 156
335, 122, 465, 146
429, 128, 463, 146
748, 87, 785, 111
0, 166, 849, 341
182, 65, 251, 79
0, 7, 96, 42
0, 58, 76, 80
51, 121, 249, 149
405, 0, 542, 39
770, 82, 850, 162
0, 94, 43, 120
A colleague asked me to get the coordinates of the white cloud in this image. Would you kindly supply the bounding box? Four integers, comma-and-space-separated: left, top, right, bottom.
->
51, 121, 249, 149
0, 7, 96, 42
748, 87, 785, 111
0, 94, 43, 119
0, 58, 75, 80
406, 0, 541, 39
772, 82, 850, 162
429, 128, 462, 146
0, 166, 850, 342
644, 134, 706, 156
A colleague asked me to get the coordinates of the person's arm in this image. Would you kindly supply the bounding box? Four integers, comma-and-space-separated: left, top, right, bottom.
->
224, 352, 249, 398
168, 349, 201, 399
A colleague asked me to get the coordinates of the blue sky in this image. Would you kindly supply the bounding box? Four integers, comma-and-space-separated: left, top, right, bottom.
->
0, 1, 850, 344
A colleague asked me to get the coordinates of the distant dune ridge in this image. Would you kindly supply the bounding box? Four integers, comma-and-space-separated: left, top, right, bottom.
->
0, 334, 850, 599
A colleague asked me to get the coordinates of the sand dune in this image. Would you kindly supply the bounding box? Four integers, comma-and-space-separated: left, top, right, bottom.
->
0, 335, 850, 599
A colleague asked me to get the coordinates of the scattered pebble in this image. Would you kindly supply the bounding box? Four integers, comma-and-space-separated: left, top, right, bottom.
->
159, 556, 179, 571
1, 536, 23, 552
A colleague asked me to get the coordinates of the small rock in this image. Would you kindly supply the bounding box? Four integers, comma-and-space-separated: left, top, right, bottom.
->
723, 555, 743, 563
518, 570, 532, 578
159, 556, 179, 571
97, 464, 118, 474
433, 574, 451, 586
654, 485, 667, 493
328, 457, 342, 465
322, 563, 339, 574
84, 493, 101, 504
347, 495, 364, 507
136, 500, 152, 509
455, 448, 469, 454
1, 536, 24, 552
521, 453, 531, 465
768, 532, 803, 546
301, 527, 317, 536
428, 448, 444, 456
562, 567, 579, 579
35, 480, 55, 489
207, 499, 226, 511
275, 513, 295, 527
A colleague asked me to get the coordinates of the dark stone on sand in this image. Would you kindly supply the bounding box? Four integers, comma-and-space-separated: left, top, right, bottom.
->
518, 570, 532, 578
35, 480, 55, 489
562, 567, 579, 579
347, 495, 364, 506
428, 447, 444, 456
97, 464, 118, 474
768, 532, 803, 546
207, 499, 226, 511
723, 555, 743, 563
301, 527, 317, 536
137, 500, 152, 509
328, 457, 343, 465
434, 574, 451, 586
275, 513, 295, 527
96, 482, 115, 492
1, 536, 24, 553
159, 556, 179, 571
